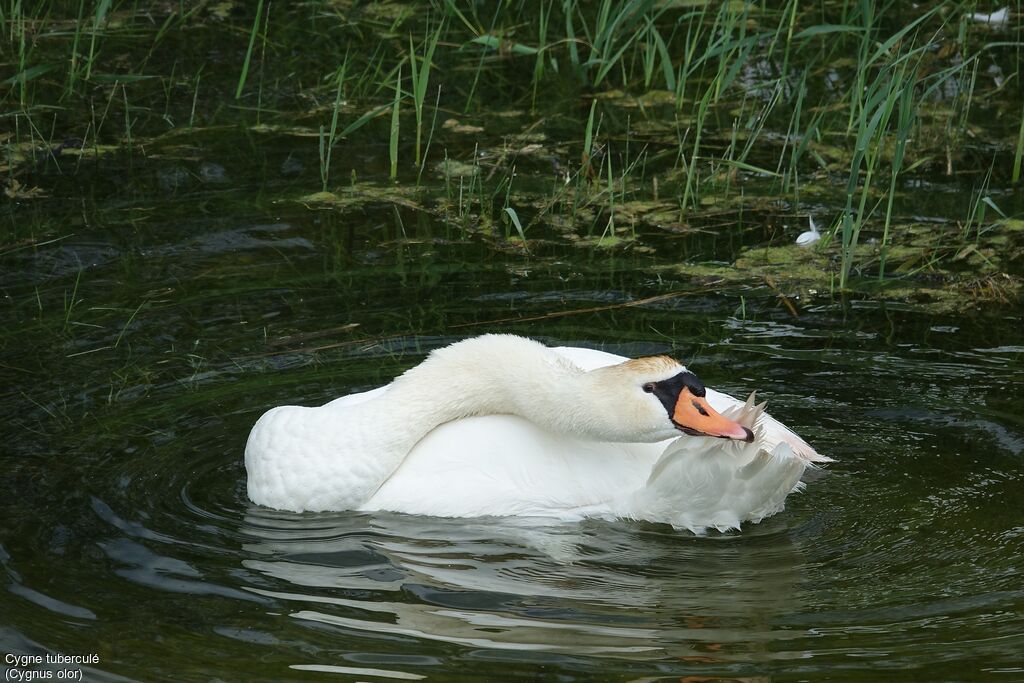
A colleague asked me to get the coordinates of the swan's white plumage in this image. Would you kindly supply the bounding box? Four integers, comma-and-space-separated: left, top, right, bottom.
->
245, 336, 828, 532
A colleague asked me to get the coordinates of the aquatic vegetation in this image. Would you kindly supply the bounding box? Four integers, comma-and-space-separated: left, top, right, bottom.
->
0, 1, 1021, 311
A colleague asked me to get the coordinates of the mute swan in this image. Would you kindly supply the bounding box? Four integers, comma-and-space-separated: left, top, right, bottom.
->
245, 334, 828, 532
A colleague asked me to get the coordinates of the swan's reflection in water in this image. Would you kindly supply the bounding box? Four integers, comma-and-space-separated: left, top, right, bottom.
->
238, 507, 808, 672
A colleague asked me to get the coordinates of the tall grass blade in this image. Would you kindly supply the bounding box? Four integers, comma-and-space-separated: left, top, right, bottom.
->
504, 207, 526, 242
582, 99, 597, 179
1014, 113, 1024, 184
532, 0, 552, 109
85, 0, 111, 81
390, 65, 402, 181
410, 23, 441, 168
235, 0, 265, 99
320, 58, 348, 192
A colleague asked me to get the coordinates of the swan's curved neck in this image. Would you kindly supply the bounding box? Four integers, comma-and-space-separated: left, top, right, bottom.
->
367, 336, 591, 445
313, 335, 646, 509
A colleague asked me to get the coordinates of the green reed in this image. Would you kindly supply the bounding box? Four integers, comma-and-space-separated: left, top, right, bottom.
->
235, 0, 264, 99
531, 0, 552, 109
319, 58, 348, 192
409, 21, 442, 168
1014, 114, 1024, 184
389, 64, 402, 181
84, 0, 111, 82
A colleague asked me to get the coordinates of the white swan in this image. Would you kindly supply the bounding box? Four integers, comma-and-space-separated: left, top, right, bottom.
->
245, 334, 828, 532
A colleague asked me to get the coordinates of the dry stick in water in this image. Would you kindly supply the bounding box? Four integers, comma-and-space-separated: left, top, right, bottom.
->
761, 275, 799, 318
252, 288, 721, 358
450, 288, 720, 328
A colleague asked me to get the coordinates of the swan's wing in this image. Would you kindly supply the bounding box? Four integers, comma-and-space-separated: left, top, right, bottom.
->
633, 438, 808, 533
363, 414, 665, 519
624, 388, 825, 532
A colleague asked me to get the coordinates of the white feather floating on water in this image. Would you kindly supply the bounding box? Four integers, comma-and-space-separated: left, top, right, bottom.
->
796, 216, 821, 246
969, 8, 1009, 27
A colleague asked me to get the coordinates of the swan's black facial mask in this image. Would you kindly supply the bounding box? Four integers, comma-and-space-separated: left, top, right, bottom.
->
648, 371, 754, 442
648, 371, 706, 414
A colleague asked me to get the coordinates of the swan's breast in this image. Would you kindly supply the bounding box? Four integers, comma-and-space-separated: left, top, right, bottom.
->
246, 403, 393, 512
245, 405, 322, 509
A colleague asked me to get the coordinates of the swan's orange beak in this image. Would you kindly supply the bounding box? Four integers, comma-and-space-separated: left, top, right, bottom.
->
673, 388, 754, 442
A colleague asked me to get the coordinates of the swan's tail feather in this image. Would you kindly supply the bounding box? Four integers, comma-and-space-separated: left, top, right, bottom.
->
717, 390, 829, 465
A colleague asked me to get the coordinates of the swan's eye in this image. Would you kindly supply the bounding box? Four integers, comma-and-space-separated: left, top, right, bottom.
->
643, 383, 655, 393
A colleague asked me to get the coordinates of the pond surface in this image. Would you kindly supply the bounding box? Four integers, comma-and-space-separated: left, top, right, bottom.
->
3, 206, 1023, 681
2, 2, 1024, 682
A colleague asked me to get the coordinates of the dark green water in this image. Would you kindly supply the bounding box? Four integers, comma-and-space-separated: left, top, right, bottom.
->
3, 192, 1023, 680
3, 3, 1024, 681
